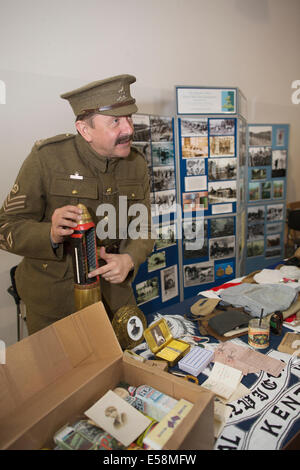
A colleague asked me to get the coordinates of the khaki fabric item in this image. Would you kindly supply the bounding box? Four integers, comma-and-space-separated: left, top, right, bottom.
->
61, 74, 138, 117
190, 298, 220, 316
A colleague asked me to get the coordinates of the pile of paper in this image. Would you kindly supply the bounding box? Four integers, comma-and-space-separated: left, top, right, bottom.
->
213, 341, 286, 376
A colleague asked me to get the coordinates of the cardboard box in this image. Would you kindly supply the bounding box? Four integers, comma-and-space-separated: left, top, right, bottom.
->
0, 302, 214, 450
144, 318, 190, 367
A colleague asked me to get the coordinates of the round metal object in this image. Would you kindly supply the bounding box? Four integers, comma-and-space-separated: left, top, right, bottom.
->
112, 305, 147, 350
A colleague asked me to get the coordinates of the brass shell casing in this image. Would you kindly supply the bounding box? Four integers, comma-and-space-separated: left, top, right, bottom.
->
74, 281, 101, 311
77, 203, 93, 225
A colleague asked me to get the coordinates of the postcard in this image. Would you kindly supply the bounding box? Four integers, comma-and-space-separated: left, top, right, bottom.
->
160, 265, 179, 303
84, 390, 151, 447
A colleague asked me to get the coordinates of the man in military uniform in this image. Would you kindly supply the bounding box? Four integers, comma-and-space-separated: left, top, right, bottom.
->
0, 74, 154, 334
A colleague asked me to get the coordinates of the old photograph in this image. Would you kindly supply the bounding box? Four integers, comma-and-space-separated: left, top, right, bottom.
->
247, 223, 265, 241
155, 223, 176, 250
272, 150, 287, 177
273, 180, 284, 199
133, 114, 151, 142
135, 277, 159, 306
249, 182, 260, 201
247, 239, 265, 258
208, 157, 237, 181
261, 181, 271, 200
183, 218, 208, 259
267, 204, 284, 222
180, 118, 208, 136
239, 120, 247, 166
210, 216, 235, 238
208, 181, 237, 204
182, 191, 208, 212
267, 234, 281, 248
181, 136, 208, 158
248, 146, 272, 166
147, 251, 166, 272
209, 118, 235, 135
149, 323, 165, 346
154, 189, 176, 215
150, 116, 173, 142
247, 205, 265, 223
160, 265, 178, 303
209, 136, 235, 157
266, 223, 282, 234
184, 237, 208, 260
266, 247, 282, 258
251, 168, 267, 180
133, 142, 152, 167
152, 166, 175, 192
184, 261, 214, 287
209, 235, 235, 260
276, 128, 285, 146
186, 158, 205, 176
151, 142, 174, 166
248, 126, 272, 146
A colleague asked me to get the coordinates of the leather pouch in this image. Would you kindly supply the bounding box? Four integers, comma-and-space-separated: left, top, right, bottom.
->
208, 310, 250, 336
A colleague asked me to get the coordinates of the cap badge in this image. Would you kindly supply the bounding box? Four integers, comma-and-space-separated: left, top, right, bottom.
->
117, 84, 127, 102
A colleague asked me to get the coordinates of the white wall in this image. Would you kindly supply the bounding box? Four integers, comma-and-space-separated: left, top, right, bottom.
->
1, 0, 300, 345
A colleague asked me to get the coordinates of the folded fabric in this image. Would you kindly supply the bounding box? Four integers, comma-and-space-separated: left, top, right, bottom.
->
253, 267, 300, 286
219, 283, 299, 317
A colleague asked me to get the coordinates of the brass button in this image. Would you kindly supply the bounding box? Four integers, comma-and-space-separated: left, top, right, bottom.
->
42, 263, 48, 270
106, 187, 112, 194
72, 189, 78, 195
131, 193, 135, 198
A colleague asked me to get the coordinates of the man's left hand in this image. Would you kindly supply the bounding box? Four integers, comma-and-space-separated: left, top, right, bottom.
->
88, 246, 134, 284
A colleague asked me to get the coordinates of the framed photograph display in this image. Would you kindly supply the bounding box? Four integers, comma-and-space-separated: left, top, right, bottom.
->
131, 114, 180, 315
245, 123, 289, 274
175, 85, 248, 299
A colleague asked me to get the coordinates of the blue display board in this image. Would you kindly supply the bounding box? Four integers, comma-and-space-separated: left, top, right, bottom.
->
176, 115, 240, 298
175, 86, 248, 299
245, 124, 290, 274
131, 114, 180, 315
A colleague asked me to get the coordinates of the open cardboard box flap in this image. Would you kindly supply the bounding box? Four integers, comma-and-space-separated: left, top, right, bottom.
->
0, 302, 214, 450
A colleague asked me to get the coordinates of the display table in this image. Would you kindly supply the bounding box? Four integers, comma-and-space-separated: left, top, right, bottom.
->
135, 282, 300, 450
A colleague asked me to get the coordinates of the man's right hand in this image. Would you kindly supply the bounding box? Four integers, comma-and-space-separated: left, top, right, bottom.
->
50, 205, 83, 244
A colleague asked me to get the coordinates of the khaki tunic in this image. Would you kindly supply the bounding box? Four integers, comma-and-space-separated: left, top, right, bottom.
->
0, 133, 154, 333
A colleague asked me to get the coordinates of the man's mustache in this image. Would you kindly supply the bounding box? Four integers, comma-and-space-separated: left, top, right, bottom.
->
115, 134, 133, 145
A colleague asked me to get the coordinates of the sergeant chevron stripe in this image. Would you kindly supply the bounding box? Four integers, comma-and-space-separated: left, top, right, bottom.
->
3, 193, 27, 212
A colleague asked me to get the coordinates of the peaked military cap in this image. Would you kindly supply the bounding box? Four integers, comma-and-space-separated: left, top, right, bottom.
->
60, 74, 138, 117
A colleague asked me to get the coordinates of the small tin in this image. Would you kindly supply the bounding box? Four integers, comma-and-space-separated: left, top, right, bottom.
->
248, 317, 270, 349
143, 318, 190, 367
